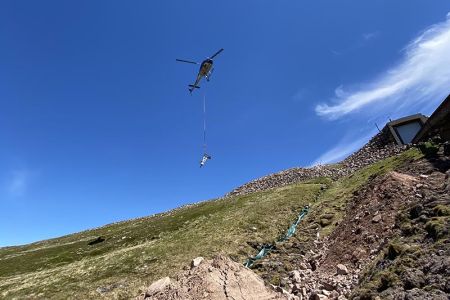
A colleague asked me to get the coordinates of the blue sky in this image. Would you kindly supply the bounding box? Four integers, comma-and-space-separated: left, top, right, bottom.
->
1, 1, 450, 246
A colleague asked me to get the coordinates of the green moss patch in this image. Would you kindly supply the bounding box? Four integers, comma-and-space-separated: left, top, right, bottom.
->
425, 217, 448, 240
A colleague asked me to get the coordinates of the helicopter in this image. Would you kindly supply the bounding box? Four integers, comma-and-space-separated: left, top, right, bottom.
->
176, 48, 224, 93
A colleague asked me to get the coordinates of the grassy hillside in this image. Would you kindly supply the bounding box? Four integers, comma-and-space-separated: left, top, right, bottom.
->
0, 181, 321, 299
0, 149, 423, 299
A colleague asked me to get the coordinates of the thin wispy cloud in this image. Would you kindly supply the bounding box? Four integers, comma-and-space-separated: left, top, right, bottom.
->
292, 88, 309, 103
311, 131, 376, 166
317, 13, 450, 119
362, 31, 380, 41
330, 49, 342, 56
331, 31, 380, 56
7, 170, 30, 197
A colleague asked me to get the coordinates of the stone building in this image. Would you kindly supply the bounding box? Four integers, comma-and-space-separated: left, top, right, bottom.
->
413, 93, 450, 143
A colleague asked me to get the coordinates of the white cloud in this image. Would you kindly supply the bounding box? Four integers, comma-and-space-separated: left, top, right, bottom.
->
311, 131, 376, 166
316, 13, 450, 119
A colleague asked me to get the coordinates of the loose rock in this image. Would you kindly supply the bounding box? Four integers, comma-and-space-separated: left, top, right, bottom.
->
191, 257, 204, 268
336, 264, 348, 275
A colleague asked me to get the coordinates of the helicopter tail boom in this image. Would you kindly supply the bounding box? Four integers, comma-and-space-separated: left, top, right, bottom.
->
188, 84, 200, 93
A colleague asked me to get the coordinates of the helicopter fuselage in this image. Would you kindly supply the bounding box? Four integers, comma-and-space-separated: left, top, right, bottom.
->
176, 49, 223, 93
189, 59, 214, 92
199, 59, 213, 77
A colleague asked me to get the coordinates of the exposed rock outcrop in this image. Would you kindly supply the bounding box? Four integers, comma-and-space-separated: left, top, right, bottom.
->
251, 152, 450, 300
139, 255, 289, 300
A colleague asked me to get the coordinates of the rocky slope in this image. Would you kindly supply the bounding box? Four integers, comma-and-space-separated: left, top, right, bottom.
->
352, 150, 450, 299
245, 146, 449, 300
143, 145, 449, 300
227, 127, 406, 197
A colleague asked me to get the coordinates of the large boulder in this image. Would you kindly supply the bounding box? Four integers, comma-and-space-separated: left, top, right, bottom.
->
141, 255, 287, 300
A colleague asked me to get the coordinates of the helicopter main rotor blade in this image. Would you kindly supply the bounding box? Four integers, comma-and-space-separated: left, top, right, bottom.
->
176, 59, 199, 65
209, 48, 224, 59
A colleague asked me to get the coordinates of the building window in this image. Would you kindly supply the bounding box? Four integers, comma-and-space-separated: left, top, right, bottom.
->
393, 121, 423, 144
